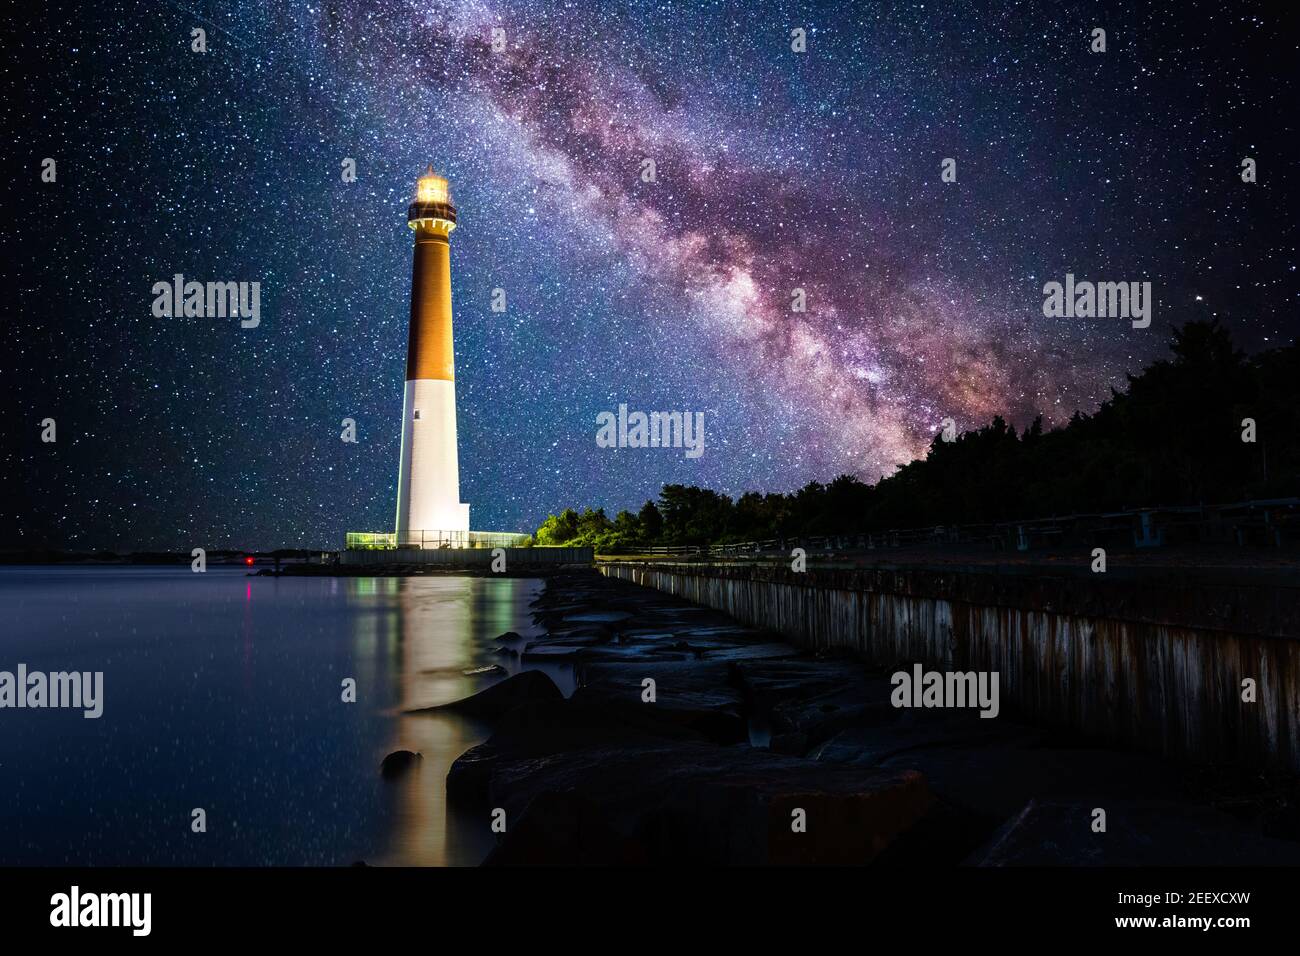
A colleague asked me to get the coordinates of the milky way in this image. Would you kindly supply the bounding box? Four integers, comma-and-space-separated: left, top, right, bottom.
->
6, 0, 1295, 549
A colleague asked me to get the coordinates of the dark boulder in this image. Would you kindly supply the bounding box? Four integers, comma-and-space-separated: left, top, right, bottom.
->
484, 739, 933, 865
572, 661, 747, 744
447, 697, 710, 805
380, 750, 422, 779
446, 742, 502, 806
406, 670, 563, 720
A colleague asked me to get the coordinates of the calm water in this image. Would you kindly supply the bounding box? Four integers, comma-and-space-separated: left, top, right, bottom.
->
0, 566, 555, 866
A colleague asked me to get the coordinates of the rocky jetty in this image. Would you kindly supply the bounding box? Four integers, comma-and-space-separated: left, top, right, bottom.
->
437, 570, 1300, 866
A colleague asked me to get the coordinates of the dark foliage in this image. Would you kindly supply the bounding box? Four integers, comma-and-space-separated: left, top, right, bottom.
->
534, 322, 1298, 548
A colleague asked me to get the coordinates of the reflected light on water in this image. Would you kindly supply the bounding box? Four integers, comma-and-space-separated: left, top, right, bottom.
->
352, 576, 548, 866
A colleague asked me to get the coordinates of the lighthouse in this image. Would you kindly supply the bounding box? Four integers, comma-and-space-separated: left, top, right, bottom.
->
394, 167, 470, 542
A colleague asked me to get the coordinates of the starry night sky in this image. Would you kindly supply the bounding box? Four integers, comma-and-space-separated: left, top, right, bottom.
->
5, 0, 1296, 551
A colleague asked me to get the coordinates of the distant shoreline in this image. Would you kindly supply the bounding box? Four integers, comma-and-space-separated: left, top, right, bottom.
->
0, 550, 326, 567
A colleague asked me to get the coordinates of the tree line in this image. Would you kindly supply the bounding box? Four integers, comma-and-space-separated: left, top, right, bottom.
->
533, 321, 1299, 550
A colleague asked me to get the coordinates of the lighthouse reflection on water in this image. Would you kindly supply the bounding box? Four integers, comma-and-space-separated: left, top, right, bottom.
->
345, 575, 571, 865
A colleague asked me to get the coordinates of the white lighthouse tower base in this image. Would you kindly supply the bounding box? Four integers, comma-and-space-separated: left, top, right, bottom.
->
394, 378, 470, 545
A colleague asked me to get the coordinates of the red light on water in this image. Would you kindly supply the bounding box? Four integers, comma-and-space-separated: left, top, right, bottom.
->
244, 556, 254, 566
